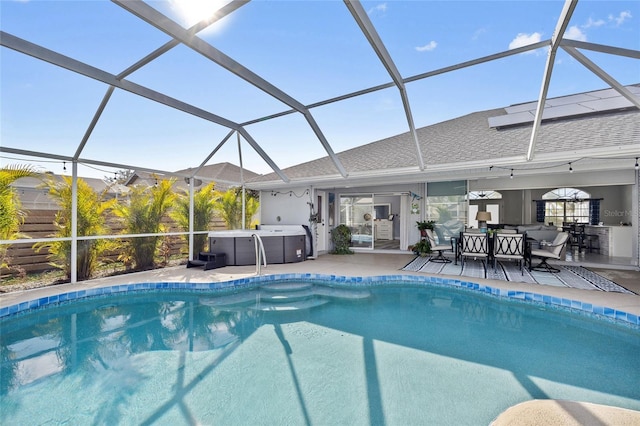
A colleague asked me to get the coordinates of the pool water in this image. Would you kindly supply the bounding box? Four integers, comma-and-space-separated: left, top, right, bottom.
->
1, 283, 639, 425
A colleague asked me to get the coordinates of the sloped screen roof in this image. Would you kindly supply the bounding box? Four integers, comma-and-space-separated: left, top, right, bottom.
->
1, 0, 639, 183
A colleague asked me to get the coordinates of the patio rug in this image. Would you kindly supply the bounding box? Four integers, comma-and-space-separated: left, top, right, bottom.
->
402, 256, 634, 294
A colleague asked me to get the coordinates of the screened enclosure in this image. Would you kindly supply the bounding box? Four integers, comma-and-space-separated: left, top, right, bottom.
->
2, 0, 638, 282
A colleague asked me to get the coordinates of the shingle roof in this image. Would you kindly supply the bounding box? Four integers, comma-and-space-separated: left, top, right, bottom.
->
13, 174, 116, 193
174, 162, 260, 188
12, 174, 129, 210
128, 162, 260, 191
249, 85, 640, 186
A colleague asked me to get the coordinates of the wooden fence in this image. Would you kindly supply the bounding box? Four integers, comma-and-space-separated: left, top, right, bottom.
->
2, 209, 227, 277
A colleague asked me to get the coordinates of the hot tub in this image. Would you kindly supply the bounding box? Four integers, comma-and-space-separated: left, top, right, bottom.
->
208, 227, 308, 266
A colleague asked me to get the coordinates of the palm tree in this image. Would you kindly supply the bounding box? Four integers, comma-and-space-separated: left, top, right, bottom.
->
0, 165, 40, 270
171, 182, 218, 253
35, 176, 116, 281
243, 193, 259, 229
114, 178, 176, 270
214, 187, 259, 230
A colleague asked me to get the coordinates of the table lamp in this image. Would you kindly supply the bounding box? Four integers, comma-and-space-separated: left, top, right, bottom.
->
476, 211, 492, 233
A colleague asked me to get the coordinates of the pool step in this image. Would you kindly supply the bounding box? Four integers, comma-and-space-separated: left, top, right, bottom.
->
260, 282, 313, 292
200, 283, 370, 312
259, 288, 316, 303
199, 290, 259, 307
261, 282, 371, 299
313, 286, 371, 300
250, 297, 329, 312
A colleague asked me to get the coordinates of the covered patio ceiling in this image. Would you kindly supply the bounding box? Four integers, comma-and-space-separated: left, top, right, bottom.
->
1, 0, 639, 185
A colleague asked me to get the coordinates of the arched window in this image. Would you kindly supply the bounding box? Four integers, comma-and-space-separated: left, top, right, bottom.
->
468, 190, 502, 200
542, 188, 589, 200
542, 188, 591, 225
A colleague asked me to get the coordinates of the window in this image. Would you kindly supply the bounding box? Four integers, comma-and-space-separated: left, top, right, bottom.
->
467, 190, 502, 200
542, 188, 591, 225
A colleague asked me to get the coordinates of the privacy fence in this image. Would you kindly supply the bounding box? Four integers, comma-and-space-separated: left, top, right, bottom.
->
2, 209, 227, 277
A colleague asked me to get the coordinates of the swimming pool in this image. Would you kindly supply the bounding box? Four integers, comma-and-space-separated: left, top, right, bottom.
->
1, 275, 639, 425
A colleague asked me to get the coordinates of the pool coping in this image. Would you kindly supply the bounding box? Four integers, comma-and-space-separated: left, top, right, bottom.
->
1, 273, 638, 328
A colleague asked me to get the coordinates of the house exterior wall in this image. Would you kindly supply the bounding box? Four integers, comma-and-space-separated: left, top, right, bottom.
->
496, 190, 524, 224
591, 185, 632, 226
256, 175, 639, 265
259, 187, 314, 227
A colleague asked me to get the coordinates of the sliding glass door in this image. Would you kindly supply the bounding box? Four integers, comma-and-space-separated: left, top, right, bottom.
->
339, 194, 373, 249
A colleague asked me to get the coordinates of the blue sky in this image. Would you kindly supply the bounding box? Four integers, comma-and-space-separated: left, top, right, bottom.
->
1, 0, 638, 180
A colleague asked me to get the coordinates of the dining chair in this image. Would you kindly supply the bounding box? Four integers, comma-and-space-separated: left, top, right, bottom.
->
460, 232, 489, 278
493, 233, 525, 274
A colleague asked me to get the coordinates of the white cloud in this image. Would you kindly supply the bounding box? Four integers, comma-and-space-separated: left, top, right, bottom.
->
565, 25, 587, 42
368, 3, 387, 15
508, 32, 542, 51
610, 11, 632, 26
583, 17, 606, 29
571, 10, 632, 42
415, 41, 437, 52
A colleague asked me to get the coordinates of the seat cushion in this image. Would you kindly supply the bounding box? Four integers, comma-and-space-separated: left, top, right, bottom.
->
530, 248, 561, 260
494, 253, 525, 261
517, 224, 543, 233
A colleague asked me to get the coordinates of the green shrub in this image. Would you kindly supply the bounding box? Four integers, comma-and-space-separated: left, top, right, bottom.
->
214, 187, 259, 230
114, 178, 176, 270
410, 239, 431, 256
331, 224, 354, 255
172, 182, 218, 253
35, 176, 116, 280
0, 165, 39, 271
